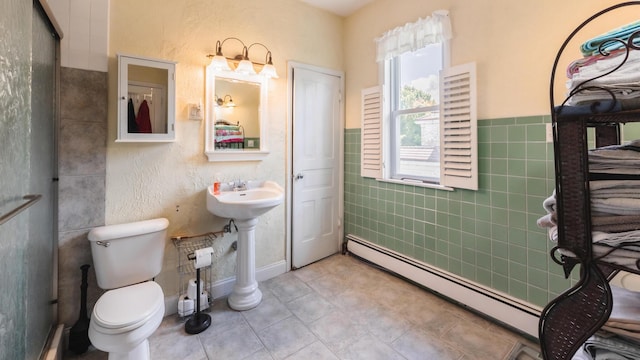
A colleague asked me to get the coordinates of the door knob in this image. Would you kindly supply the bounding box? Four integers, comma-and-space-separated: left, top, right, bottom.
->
295, 173, 304, 180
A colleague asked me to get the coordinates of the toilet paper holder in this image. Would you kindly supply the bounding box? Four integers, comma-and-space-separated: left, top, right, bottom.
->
187, 247, 214, 269
172, 233, 218, 317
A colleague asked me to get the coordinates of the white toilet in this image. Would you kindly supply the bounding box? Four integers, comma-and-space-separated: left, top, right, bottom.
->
87, 218, 169, 360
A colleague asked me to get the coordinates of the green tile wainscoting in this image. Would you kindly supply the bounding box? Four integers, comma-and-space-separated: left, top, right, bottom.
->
344, 115, 578, 308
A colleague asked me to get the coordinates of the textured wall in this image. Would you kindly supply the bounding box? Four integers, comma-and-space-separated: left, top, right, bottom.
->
106, 0, 344, 298
343, 0, 638, 127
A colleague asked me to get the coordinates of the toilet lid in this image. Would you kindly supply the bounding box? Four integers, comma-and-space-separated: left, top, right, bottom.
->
92, 281, 163, 330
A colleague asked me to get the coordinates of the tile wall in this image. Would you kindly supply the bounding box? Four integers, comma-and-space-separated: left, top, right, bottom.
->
344, 116, 572, 308
57, 67, 107, 327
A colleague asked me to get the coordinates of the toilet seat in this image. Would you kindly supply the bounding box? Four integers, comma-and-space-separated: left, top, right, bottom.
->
92, 281, 163, 334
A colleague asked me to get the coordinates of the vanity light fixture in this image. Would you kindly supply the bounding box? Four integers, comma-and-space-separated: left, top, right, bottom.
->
215, 94, 235, 107
248, 42, 279, 79
208, 37, 278, 78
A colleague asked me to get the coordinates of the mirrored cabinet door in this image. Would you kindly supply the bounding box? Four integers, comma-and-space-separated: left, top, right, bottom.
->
117, 54, 176, 142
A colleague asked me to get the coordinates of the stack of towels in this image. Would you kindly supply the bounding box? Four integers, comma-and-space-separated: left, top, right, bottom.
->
537, 140, 640, 269
578, 285, 640, 359
564, 20, 640, 110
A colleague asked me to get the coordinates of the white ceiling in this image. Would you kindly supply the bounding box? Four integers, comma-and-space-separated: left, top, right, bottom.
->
299, 0, 375, 17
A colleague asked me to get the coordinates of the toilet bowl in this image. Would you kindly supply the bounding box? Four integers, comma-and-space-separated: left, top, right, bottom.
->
87, 218, 169, 360
88, 281, 164, 359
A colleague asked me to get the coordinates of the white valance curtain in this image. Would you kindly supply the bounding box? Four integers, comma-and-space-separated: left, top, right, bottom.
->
375, 10, 452, 62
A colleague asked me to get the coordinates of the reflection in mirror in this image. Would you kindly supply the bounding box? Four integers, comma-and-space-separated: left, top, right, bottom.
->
205, 65, 269, 162
127, 65, 168, 134
213, 79, 260, 150
117, 54, 176, 142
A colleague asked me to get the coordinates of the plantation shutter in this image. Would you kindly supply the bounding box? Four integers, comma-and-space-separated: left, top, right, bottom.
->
439, 62, 478, 190
361, 86, 382, 178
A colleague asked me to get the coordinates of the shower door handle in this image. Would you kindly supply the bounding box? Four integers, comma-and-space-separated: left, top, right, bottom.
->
0, 194, 42, 226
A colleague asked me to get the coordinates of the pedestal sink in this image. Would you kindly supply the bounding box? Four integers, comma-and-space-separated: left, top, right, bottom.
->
206, 180, 284, 310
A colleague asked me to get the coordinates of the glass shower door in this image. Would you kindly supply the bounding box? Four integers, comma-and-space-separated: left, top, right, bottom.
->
0, 1, 57, 359
25, 4, 57, 359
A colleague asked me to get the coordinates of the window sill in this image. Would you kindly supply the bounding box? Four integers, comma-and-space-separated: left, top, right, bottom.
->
375, 178, 454, 191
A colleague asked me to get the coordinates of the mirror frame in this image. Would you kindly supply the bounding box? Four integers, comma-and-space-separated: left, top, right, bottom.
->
117, 53, 176, 142
205, 62, 269, 162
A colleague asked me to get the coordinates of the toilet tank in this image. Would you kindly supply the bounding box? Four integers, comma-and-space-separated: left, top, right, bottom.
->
88, 218, 169, 289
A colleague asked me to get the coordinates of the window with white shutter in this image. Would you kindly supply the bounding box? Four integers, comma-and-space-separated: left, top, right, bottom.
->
362, 10, 477, 190
361, 87, 382, 178
440, 62, 478, 190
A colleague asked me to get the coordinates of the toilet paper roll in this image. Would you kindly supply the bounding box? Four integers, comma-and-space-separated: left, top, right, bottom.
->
193, 247, 213, 269
187, 278, 203, 300
178, 295, 194, 317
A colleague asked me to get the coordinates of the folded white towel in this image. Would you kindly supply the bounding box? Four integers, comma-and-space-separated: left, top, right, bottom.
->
543, 191, 557, 214
584, 332, 640, 359
591, 180, 640, 191
592, 198, 640, 216
537, 213, 556, 228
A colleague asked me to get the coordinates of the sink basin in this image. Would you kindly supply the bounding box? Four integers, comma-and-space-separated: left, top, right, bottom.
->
206, 180, 284, 220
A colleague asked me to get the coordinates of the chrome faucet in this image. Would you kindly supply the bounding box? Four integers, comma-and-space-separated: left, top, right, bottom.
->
232, 180, 247, 191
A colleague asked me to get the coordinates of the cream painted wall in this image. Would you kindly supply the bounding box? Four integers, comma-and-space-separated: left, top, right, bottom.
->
106, 0, 343, 296
344, 0, 637, 128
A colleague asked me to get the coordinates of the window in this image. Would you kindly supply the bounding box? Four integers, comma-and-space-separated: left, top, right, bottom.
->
362, 11, 478, 190
389, 43, 443, 183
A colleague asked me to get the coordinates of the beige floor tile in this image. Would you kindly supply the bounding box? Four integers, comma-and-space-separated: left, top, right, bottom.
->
392, 327, 463, 360
262, 272, 314, 303
308, 310, 367, 352
291, 260, 332, 283
199, 320, 264, 360
307, 272, 350, 298
148, 315, 208, 360
285, 341, 339, 360
243, 348, 275, 360
207, 296, 248, 331
257, 316, 317, 359
336, 334, 406, 360
286, 292, 335, 324
326, 286, 376, 314
242, 293, 292, 331
356, 302, 411, 344
401, 304, 461, 337
442, 321, 515, 360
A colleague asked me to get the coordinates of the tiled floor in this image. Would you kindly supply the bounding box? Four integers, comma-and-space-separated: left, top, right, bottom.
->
65, 254, 536, 360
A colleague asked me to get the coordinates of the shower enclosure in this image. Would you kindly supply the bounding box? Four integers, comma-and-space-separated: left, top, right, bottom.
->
0, 1, 58, 359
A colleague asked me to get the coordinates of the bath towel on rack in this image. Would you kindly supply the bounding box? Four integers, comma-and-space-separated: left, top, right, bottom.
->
580, 20, 640, 57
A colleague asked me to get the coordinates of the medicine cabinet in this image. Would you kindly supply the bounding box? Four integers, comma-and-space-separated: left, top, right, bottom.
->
117, 54, 176, 142
204, 63, 269, 161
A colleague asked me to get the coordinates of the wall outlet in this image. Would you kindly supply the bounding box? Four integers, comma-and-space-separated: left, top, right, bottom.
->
247, 139, 255, 148
546, 123, 553, 143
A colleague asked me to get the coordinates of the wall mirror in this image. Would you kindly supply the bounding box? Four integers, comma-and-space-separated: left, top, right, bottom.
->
205, 63, 269, 161
117, 54, 176, 142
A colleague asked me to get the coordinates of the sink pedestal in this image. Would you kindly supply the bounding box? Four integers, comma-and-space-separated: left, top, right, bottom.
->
206, 181, 284, 311
228, 218, 262, 311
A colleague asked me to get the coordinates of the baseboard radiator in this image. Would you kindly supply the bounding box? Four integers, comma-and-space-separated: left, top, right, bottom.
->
346, 234, 541, 338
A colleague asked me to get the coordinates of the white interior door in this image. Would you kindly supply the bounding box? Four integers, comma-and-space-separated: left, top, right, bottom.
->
291, 66, 343, 269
